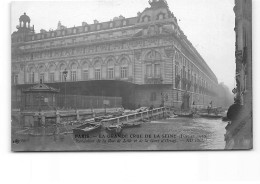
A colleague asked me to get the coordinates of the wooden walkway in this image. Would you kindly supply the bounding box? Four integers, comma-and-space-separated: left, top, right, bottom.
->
100, 107, 170, 127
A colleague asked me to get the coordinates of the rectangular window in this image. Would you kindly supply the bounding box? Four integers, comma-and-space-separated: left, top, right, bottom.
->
39, 73, 44, 83
29, 73, 34, 83
95, 69, 101, 80
60, 72, 66, 82
120, 67, 128, 78
146, 65, 152, 77
14, 75, 18, 84
108, 68, 114, 79
71, 71, 77, 81
83, 70, 88, 80
154, 64, 160, 77
49, 73, 54, 82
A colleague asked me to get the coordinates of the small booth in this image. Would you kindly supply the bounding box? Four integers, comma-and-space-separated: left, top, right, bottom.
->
22, 83, 60, 111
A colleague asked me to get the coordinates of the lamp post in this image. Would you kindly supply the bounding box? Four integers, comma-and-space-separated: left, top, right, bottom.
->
62, 69, 68, 108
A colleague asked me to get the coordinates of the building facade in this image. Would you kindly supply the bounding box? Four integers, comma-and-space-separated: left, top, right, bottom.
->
12, 0, 223, 109
225, 0, 252, 149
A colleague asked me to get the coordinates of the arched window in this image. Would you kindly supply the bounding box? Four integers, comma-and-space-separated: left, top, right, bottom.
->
119, 58, 128, 79
38, 65, 45, 83
59, 63, 66, 82
28, 66, 35, 83
107, 59, 115, 79
94, 60, 102, 80
49, 64, 56, 82
81, 62, 89, 81
70, 63, 77, 81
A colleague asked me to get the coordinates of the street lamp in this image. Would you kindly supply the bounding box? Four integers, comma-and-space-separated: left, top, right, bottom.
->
62, 69, 68, 108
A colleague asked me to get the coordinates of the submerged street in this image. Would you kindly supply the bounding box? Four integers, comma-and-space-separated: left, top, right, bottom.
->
12, 117, 228, 151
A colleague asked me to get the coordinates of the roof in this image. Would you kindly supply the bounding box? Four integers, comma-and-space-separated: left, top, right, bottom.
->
22, 83, 60, 93
19, 13, 30, 22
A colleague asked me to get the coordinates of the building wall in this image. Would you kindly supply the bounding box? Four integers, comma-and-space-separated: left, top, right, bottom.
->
12, 0, 223, 109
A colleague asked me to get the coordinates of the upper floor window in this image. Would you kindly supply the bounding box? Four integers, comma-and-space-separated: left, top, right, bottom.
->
62, 30, 66, 36
51, 32, 55, 37
84, 26, 88, 32
73, 28, 77, 34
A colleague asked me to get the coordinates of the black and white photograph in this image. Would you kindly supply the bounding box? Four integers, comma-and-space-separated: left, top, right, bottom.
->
10, 0, 252, 151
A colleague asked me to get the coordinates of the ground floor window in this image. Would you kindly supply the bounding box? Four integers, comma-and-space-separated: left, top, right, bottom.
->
120, 67, 127, 78
146, 64, 152, 77
71, 71, 77, 81
95, 68, 101, 80
14, 74, 18, 84
82, 70, 88, 80
108, 68, 114, 79
39, 73, 45, 83
154, 64, 160, 77
29, 73, 34, 83
49, 73, 54, 82
60, 72, 66, 82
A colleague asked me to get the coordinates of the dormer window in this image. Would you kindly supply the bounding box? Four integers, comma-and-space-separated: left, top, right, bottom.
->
158, 14, 164, 20
96, 24, 101, 30
157, 13, 165, 20
109, 22, 113, 28
122, 20, 127, 26
142, 15, 150, 23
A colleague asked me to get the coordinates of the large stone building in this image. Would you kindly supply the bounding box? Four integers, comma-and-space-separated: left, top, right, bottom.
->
12, 0, 224, 109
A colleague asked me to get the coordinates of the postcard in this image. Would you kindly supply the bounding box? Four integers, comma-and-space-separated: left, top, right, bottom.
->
11, 0, 252, 151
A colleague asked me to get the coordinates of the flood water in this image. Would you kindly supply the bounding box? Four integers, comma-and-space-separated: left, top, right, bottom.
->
152, 117, 228, 150
12, 117, 228, 151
